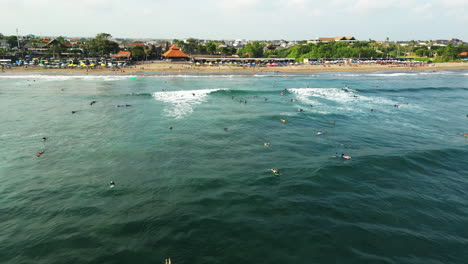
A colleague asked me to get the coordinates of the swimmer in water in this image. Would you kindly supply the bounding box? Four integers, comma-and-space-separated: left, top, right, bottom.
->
110, 181, 115, 188
270, 169, 280, 175
36, 151, 45, 157
281, 119, 287, 123
264, 142, 271, 147
371, 108, 376, 112
264, 98, 268, 101
224, 128, 228, 132
168, 126, 173, 130
298, 108, 303, 112
71, 111, 77, 114
394, 104, 400, 108
42, 137, 47, 142
291, 99, 296, 103
90, 101, 97, 105
192, 93, 195, 96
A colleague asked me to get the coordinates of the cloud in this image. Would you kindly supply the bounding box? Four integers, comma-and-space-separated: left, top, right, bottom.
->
414, 2, 433, 19
219, 0, 265, 10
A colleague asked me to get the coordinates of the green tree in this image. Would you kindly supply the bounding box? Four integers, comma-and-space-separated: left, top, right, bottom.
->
205, 41, 218, 55
442, 42, 457, 61
85, 33, 119, 57
5, 36, 18, 48
238, 41, 264, 57
130, 46, 145, 60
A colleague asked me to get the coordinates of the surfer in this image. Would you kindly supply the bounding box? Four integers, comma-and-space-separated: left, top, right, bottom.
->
281, 119, 287, 123
71, 111, 77, 114
110, 181, 115, 188
336, 153, 351, 159
316, 131, 327, 135
264, 98, 268, 101
168, 126, 173, 130
90, 101, 97, 105
36, 151, 45, 157
371, 108, 376, 112
42, 137, 47, 142
270, 169, 280, 175
264, 142, 271, 147
291, 99, 296, 103
298, 108, 303, 112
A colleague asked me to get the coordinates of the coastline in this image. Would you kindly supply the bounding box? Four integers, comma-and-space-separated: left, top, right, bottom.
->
1, 62, 467, 76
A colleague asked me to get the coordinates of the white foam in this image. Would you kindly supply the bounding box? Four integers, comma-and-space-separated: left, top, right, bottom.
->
152, 89, 225, 119
288, 87, 397, 113
154, 75, 239, 78
288, 87, 360, 103
366, 73, 419, 77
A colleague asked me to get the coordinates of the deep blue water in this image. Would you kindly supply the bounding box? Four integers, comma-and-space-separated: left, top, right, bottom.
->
1, 71, 468, 264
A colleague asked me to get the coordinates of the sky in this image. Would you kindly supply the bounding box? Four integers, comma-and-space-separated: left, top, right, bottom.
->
1, 0, 467, 41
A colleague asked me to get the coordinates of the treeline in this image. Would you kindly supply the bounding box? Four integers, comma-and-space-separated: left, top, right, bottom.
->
238, 41, 468, 62
172, 38, 237, 56
1, 32, 467, 62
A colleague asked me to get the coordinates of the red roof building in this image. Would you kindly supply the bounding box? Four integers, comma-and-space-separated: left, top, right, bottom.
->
162, 45, 189, 59
111, 51, 132, 59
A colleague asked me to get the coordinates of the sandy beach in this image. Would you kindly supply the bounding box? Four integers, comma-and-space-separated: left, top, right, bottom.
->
2, 62, 468, 75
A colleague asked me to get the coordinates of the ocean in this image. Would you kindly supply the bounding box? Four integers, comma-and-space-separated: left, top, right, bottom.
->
1, 71, 467, 264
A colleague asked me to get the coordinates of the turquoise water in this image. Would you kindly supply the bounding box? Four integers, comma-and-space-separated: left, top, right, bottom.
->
1, 71, 468, 264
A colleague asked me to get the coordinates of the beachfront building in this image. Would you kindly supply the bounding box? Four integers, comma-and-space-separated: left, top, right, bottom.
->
23, 38, 71, 58
162, 45, 189, 61
111, 51, 132, 59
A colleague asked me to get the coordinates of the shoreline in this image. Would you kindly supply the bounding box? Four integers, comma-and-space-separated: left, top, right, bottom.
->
1, 62, 467, 76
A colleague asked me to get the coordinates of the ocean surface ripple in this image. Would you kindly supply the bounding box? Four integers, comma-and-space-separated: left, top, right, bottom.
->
1, 70, 467, 264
